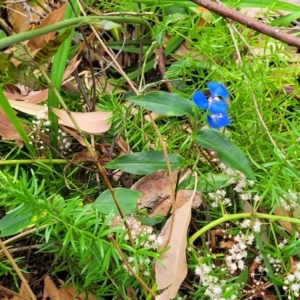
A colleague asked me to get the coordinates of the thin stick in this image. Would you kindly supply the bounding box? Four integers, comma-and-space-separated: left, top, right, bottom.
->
0, 239, 36, 300
191, 0, 300, 48
108, 234, 156, 298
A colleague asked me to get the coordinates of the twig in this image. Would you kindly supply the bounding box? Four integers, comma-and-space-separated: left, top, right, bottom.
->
217, 0, 293, 169
157, 46, 173, 93
190, 0, 300, 48
108, 234, 156, 298
0, 239, 36, 300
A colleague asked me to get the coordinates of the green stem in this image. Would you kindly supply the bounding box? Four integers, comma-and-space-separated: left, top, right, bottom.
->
0, 16, 150, 50
48, 0, 80, 150
189, 212, 300, 244
0, 159, 67, 165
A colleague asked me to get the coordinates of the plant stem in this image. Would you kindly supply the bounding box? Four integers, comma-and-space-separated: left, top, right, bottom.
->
0, 16, 150, 50
189, 212, 300, 244
108, 234, 156, 298
0, 159, 67, 165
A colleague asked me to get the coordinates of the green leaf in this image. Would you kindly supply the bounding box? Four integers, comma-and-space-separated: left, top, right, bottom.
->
136, 214, 165, 226
195, 129, 256, 180
0, 205, 34, 237
127, 91, 195, 116
93, 188, 140, 215
271, 11, 300, 26
105, 151, 184, 175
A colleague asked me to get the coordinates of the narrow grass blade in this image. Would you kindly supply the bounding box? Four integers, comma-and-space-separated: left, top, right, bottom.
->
0, 89, 34, 155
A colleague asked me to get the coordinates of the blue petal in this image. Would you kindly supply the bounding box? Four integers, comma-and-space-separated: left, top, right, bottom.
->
192, 91, 209, 110
207, 113, 231, 129
209, 99, 228, 114
207, 82, 229, 99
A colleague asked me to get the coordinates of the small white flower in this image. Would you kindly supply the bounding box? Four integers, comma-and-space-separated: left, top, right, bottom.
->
241, 219, 251, 228
44, 120, 51, 126
148, 234, 157, 242
195, 266, 202, 277
248, 180, 255, 186
252, 220, 261, 232
240, 193, 251, 201
253, 195, 260, 202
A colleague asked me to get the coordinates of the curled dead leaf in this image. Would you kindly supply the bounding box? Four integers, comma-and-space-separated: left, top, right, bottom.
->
155, 196, 193, 299
8, 101, 112, 135
132, 170, 201, 217
0, 109, 30, 147
27, 4, 66, 50
51, 108, 112, 134
4, 89, 48, 103
274, 207, 300, 234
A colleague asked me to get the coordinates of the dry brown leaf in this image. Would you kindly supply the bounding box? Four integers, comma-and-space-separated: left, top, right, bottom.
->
274, 207, 300, 233
64, 149, 100, 175
7, 101, 112, 135
59, 125, 87, 146
10, 282, 31, 300
0, 109, 30, 147
175, 190, 202, 210
51, 108, 112, 134
43, 276, 72, 300
9, 100, 44, 116
133, 170, 201, 217
155, 197, 193, 300
4, 90, 48, 103
61, 286, 97, 300
28, 4, 66, 50
62, 56, 82, 82
43, 276, 97, 300
7, 0, 47, 33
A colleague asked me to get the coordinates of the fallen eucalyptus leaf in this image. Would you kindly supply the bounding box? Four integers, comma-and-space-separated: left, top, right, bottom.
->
155, 196, 193, 299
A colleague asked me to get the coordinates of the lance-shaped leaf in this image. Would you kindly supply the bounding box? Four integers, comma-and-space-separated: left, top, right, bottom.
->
94, 188, 140, 215
105, 151, 184, 175
128, 91, 195, 116
195, 129, 256, 180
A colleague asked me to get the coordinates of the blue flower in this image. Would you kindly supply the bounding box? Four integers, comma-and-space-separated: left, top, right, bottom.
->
192, 82, 231, 129
192, 82, 229, 114
207, 113, 231, 129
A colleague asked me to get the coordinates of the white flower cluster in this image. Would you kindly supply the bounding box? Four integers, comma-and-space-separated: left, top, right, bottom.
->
29, 105, 51, 150
57, 129, 72, 154
195, 264, 237, 300
225, 233, 254, 274
280, 190, 298, 210
108, 216, 162, 248
122, 256, 152, 276
29, 105, 73, 154
208, 189, 231, 208
218, 163, 260, 204
284, 262, 300, 298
